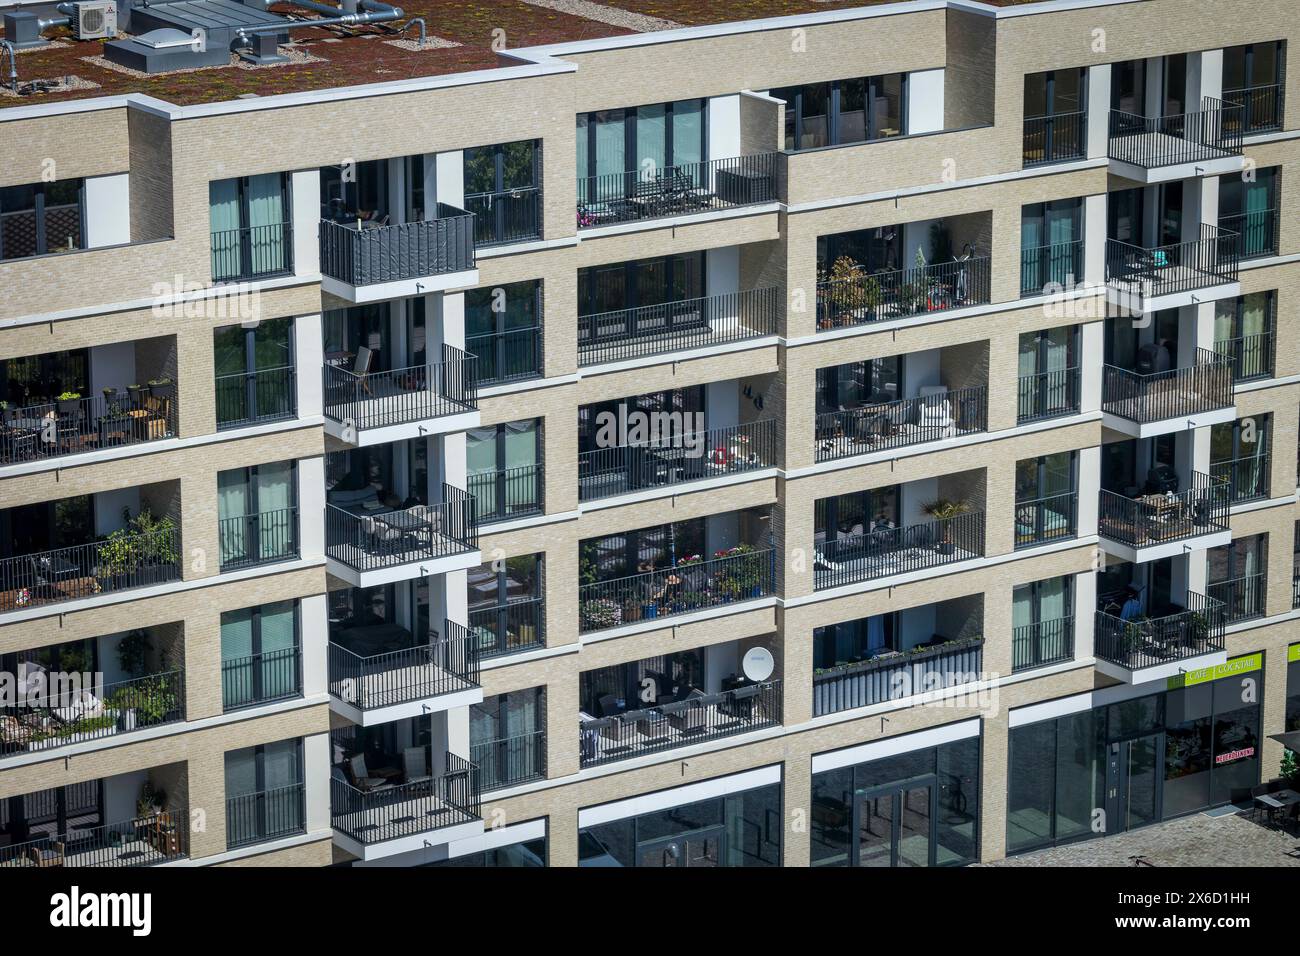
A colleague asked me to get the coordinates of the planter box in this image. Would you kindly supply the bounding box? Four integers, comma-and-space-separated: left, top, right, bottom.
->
813, 638, 984, 716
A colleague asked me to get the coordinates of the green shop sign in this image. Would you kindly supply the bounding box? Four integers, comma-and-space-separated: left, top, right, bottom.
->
1167, 652, 1263, 690
1289, 644, 1300, 664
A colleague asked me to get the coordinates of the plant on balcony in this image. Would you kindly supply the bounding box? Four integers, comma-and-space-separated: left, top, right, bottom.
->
117, 629, 153, 678
580, 597, 622, 630
56, 391, 82, 415
97, 509, 179, 584
136, 780, 166, 819
922, 498, 972, 555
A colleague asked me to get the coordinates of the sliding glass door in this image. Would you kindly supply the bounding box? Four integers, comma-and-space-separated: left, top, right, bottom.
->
209, 173, 291, 281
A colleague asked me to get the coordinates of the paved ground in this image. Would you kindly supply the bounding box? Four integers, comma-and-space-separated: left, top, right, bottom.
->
985, 810, 1300, 867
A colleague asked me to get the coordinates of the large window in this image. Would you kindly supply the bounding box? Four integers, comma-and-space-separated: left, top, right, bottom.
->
773, 74, 907, 151
1206, 534, 1267, 623
1007, 708, 1104, 853
0, 347, 89, 409
1020, 199, 1084, 294
1219, 166, 1280, 259
577, 100, 705, 184
578, 251, 705, 318
815, 486, 900, 558
1210, 414, 1271, 503
465, 419, 542, 522
814, 615, 898, 669
815, 357, 902, 413
1015, 451, 1077, 548
214, 318, 295, 428
465, 281, 542, 385
467, 553, 543, 658
424, 834, 547, 867
1214, 291, 1275, 382
1011, 576, 1074, 671
1286, 647, 1300, 732
220, 600, 301, 711
1223, 41, 1285, 132
0, 179, 83, 260
464, 140, 540, 245
209, 173, 291, 281
224, 739, 305, 849
1023, 68, 1086, 165
580, 517, 712, 583
1017, 326, 1079, 422
217, 460, 298, 570
470, 687, 546, 790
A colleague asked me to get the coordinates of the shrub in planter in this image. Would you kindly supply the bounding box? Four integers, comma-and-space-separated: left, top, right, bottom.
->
581, 598, 622, 630
921, 497, 972, 555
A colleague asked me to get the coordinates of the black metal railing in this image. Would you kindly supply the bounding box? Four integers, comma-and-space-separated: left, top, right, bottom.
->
466, 462, 543, 523
325, 486, 478, 573
1097, 472, 1230, 548
1207, 572, 1267, 625
0, 809, 189, 867
814, 387, 987, 462
1215, 331, 1274, 382
1094, 592, 1226, 670
465, 187, 542, 247
226, 783, 306, 850
328, 625, 479, 710
218, 506, 299, 571
1107, 99, 1244, 167
323, 344, 478, 430
1293, 557, 1299, 608
471, 730, 546, 791
211, 222, 294, 282
579, 419, 776, 501
1023, 110, 1087, 166
0, 389, 178, 466
813, 638, 984, 716
1223, 83, 1284, 134
1218, 209, 1280, 261
1012, 617, 1075, 672
578, 547, 775, 633
580, 681, 781, 767
320, 205, 475, 285
0, 527, 180, 614
469, 598, 545, 660
1102, 348, 1234, 424
815, 512, 985, 590
817, 255, 991, 330
0, 670, 184, 759
1020, 239, 1084, 296
1017, 367, 1081, 424
1015, 492, 1078, 549
1105, 224, 1239, 299
330, 752, 480, 844
465, 327, 542, 386
577, 153, 777, 228
577, 287, 778, 366
221, 646, 302, 712
215, 366, 296, 429
1210, 453, 1271, 504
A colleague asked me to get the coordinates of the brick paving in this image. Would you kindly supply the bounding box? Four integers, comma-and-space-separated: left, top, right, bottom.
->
985, 812, 1300, 867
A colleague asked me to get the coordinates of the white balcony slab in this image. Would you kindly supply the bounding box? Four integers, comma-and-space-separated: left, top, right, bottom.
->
320, 268, 479, 304
1108, 153, 1245, 185
1100, 403, 1236, 439
326, 549, 482, 589
1094, 647, 1228, 686
1097, 528, 1230, 564
324, 409, 479, 446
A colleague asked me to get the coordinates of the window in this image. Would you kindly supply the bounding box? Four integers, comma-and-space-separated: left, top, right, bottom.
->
224, 739, 305, 849
425, 836, 547, 866
465, 280, 542, 384
0, 180, 83, 260
464, 140, 541, 245
214, 318, 295, 428
774, 74, 908, 151
816, 486, 900, 556
1223, 41, 1285, 132
1206, 534, 1267, 623
580, 518, 708, 583
0, 347, 89, 408
1219, 166, 1280, 259
465, 420, 542, 522
577, 386, 704, 455
1020, 199, 1084, 294
1286, 648, 1300, 732
1014, 452, 1077, 548
1017, 327, 1079, 422
1110, 59, 1146, 115
1007, 710, 1104, 853
470, 687, 546, 790
209, 173, 292, 281
816, 357, 902, 412
1210, 415, 1271, 502
1213, 292, 1275, 381
1011, 577, 1074, 670
576, 100, 706, 197
813, 615, 897, 669
577, 252, 705, 337
467, 554, 543, 659
1023, 68, 1087, 165
221, 600, 301, 710
320, 160, 387, 222
217, 460, 298, 570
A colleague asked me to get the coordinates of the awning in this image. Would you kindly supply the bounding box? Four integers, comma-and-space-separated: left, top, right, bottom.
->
1267, 730, 1300, 754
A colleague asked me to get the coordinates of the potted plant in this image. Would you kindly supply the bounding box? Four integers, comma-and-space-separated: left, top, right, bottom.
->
580, 597, 622, 631
922, 497, 972, 555
136, 780, 166, 819
147, 378, 175, 400
56, 391, 82, 415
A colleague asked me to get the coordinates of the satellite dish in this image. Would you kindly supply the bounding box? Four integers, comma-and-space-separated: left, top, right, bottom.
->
742, 647, 774, 682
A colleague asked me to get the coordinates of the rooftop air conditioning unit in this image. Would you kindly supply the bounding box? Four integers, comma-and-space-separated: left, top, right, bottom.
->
72, 1, 118, 41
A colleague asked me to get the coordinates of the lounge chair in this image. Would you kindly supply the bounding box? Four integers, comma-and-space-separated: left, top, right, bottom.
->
403, 747, 433, 791
348, 754, 388, 792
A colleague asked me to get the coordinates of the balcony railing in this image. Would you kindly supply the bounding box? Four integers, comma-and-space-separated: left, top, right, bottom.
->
1293, 557, 1299, 609
1219, 209, 1279, 261
1020, 239, 1084, 296
1216, 332, 1273, 383
226, 783, 306, 850
1107, 99, 1244, 168
579, 419, 776, 501
330, 752, 480, 845
466, 462, 543, 524
221, 645, 302, 712
1207, 572, 1267, 625
813, 637, 984, 716
211, 222, 294, 282
1017, 367, 1080, 424
578, 547, 775, 633
1102, 348, 1233, 424
814, 387, 987, 462
0, 527, 180, 614
577, 153, 777, 229
815, 512, 985, 590
1094, 592, 1226, 670
218, 506, 299, 571
1105, 225, 1239, 299
469, 598, 544, 660
466, 327, 542, 386
328, 623, 479, 710
323, 344, 478, 431
1223, 83, 1284, 134
471, 729, 546, 791
1015, 492, 1078, 549
1012, 617, 1075, 672
816, 256, 991, 330
0, 388, 177, 466
0, 809, 189, 867
580, 680, 781, 767
0, 670, 184, 759
325, 486, 478, 573
1210, 453, 1271, 504
1098, 472, 1230, 549
215, 366, 296, 429
577, 287, 778, 366
319, 205, 475, 285
465, 186, 542, 247
1023, 110, 1087, 166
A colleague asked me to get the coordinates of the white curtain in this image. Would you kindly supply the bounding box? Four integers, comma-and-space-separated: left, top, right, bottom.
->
503, 420, 539, 512
467, 427, 498, 516
220, 608, 255, 709
259, 600, 298, 700
256, 460, 295, 560
208, 179, 241, 278
218, 469, 251, 565
246, 173, 286, 275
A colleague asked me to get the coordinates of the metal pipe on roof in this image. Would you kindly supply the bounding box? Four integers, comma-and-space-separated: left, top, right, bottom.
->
395, 16, 425, 50
0, 40, 17, 93
229, 0, 404, 45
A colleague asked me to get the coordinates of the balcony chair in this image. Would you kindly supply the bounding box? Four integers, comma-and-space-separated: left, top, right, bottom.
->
913, 385, 956, 437
353, 346, 375, 397
1144, 464, 1180, 496
347, 754, 389, 793
402, 747, 434, 793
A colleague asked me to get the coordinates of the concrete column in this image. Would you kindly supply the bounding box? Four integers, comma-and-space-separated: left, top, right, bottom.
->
303, 731, 331, 834
782, 749, 812, 866
299, 592, 328, 698
978, 711, 1009, 862
1079, 319, 1104, 413
1074, 567, 1097, 660
297, 454, 325, 560
294, 312, 323, 418
1085, 64, 1112, 159
291, 168, 320, 277
1083, 193, 1108, 288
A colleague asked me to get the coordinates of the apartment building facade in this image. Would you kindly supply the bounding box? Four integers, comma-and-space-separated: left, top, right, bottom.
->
0, 0, 1297, 868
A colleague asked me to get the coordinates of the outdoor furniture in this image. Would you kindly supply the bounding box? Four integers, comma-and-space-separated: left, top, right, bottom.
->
662, 697, 707, 734
347, 755, 389, 792
402, 747, 434, 791
353, 346, 374, 396
29, 841, 65, 867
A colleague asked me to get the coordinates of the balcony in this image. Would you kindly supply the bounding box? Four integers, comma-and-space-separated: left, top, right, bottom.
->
1015, 492, 1078, 549
577, 547, 775, 633
576, 154, 777, 230
814, 637, 983, 716
466, 326, 542, 387
815, 387, 987, 463
467, 462, 543, 524
1094, 592, 1227, 682
1223, 83, 1284, 134
814, 512, 985, 591
0, 385, 177, 468
218, 506, 299, 572
1012, 616, 1074, 671
1020, 239, 1084, 297
1097, 473, 1231, 561
1219, 208, 1280, 261
222, 645, 302, 712
577, 287, 778, 367
816, 256, 991, 331
579, 681, 781, 768
325, 486, 479, 585
471, 729, 546, 792
1207, 572, 1267, 625
466, 186, 542, 248
0, 808, 188, 867
331, 753, 481, 856
1101, 349, 1235, 437
1022, 110, 1087, 167
1211, 453, 1271, 505
328, 621, 481, 723
1105, 226, 1240, 311
210, 222, 294, 283
1107, 99, 1245, 181
215, 365, 296, 430
319, 205, 477, 302
1017, 367, 1081, 424
226, 783, 306, 850
322, 345, 478, 442
579, 420, 776, 503
470, 597, 544, 660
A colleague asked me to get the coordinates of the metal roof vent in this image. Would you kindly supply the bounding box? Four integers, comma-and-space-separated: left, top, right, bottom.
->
133, 27, 204, 50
